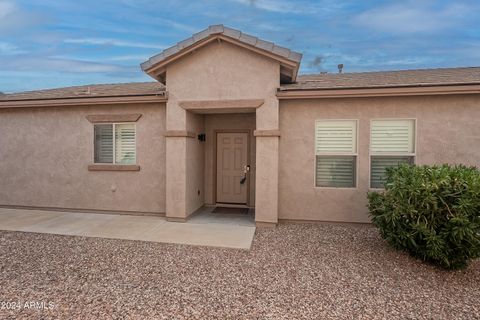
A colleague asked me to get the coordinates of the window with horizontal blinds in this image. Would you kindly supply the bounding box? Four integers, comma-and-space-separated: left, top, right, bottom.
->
94, 123, 136, 164
371, 120, 415, 154
315, 120, 357, 154
370, 119, 415, 188
315, 120, 357, 188
316, 156, 356, 188
115, 124, 136, 164
370, 156, 413, 188
94, 124, 113, 163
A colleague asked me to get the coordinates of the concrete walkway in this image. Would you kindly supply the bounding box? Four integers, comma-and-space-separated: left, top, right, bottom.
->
0, 207, 256, 249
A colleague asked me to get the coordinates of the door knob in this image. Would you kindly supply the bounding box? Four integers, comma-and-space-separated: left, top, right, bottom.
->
240, 165, 250, 184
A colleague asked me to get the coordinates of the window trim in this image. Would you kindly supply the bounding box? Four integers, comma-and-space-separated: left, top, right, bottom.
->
93, 122, 137, 165
368, 118, 417, 190
313, 119, 359, 189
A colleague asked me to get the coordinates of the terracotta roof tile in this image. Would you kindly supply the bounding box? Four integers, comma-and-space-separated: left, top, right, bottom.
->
1, 82, 165, 101
281, 67, 480, 91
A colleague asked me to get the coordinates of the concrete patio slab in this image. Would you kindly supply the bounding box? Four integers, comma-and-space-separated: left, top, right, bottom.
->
0, 207, 256, 249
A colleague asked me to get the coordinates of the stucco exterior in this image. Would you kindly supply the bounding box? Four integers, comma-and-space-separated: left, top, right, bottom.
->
278, 95, 480, 223
1, 25, 479, 226
0, 103, 166, 214
164, 40, 280, 223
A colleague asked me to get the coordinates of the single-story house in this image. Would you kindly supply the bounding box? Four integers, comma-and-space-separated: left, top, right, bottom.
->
1, 25, 479, 226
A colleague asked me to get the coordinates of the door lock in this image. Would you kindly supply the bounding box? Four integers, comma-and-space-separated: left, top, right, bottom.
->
240, 165, 250, 184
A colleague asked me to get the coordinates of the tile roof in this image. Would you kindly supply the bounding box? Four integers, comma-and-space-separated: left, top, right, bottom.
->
1, 82, 165, 101
1, 67, 479, 102
141, 24, 302, 71
280, 67, 480, 91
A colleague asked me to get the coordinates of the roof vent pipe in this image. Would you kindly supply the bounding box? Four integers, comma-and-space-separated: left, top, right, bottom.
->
338, 64, 344, 74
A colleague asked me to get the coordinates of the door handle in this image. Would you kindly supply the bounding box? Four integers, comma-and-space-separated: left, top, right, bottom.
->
240, 165, 250, 184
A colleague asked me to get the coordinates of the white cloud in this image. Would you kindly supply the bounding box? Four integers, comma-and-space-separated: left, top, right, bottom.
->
0, 0, 45, 33
108, 55, 151, 62
0, 0, 15, 18
228, 0, 345, 15
229, 0, 308, 14
1, 56, 138, 73
354, 1, 470, 34
64, 38, 165, 50
0, 41, 25, 54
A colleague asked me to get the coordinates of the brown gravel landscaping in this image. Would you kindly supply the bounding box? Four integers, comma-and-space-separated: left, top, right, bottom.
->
0, 224, 479, 319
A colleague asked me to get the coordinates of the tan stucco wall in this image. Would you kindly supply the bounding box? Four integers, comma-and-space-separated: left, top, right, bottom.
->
204, 113, 256, 207
165, 40, 280, 222
0, 103, 166, 213
279, 94, 480, 223
186, 112, 205, 215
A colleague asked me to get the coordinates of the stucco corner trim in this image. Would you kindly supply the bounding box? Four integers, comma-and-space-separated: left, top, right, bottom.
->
86, 113, 142, 123
179, 99, 264, 111
164, 130, 196, 138
254, 130, 281, 137
88, 164, 141, 171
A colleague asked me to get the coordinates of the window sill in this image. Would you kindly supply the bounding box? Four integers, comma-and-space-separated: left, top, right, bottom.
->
88, 164, 140, 171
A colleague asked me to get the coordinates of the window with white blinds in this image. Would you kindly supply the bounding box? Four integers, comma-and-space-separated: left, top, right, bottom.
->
370, 119, 415, 188
94, 123, 136, 164
315, 120, 357, 188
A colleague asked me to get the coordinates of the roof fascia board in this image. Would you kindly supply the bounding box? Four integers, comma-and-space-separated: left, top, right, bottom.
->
277, 84, 480, 99
144, 36, 219, 75
0, 95, 167, 109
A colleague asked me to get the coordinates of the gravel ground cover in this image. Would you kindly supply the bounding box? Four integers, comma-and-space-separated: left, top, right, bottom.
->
0, 224, 479, 319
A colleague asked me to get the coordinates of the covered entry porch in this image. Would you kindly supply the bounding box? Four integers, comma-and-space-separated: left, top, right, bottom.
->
164, 99, 280, 226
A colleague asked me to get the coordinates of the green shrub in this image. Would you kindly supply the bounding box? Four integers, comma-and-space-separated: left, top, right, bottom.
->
368, 164, 480, 269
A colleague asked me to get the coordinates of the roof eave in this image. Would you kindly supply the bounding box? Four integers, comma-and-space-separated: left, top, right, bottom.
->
277, 84, 480, 99
0, 94, 168, 109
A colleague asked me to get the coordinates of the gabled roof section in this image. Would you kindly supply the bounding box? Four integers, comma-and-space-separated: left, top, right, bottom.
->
141, 24, 303, 84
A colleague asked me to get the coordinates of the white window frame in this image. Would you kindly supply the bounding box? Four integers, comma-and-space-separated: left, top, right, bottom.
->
314, 119, 359, 189
368, 118, 417, 190
93, 122, 137, 165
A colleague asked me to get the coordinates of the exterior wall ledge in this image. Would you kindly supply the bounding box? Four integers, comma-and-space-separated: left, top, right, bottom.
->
254, 129, 281, 137
164, 130, 196, 138
88, 164, 140, 171
86, 113, 142, 123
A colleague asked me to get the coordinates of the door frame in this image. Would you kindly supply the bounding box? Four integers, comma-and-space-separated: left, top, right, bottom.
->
213, 129, 251, 206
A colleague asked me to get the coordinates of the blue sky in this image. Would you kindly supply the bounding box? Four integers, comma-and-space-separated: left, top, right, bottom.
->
1, 0, 479, 93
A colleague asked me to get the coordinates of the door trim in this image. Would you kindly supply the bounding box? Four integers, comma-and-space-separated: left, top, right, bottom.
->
213, 129, 251, 205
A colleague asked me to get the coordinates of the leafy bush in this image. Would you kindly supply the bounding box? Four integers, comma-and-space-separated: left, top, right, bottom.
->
368, 164, 480, 269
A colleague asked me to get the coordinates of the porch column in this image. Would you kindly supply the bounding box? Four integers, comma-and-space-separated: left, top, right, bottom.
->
165, 99, 188, 222
254, 98, 280, 226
